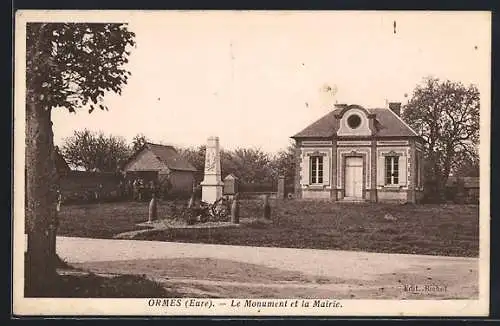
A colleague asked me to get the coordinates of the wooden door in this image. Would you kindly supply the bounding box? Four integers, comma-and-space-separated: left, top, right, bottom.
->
345, 157, 363, 199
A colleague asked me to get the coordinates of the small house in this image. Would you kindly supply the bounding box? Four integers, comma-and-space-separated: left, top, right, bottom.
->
445, 176, 479, 204
123, 142, 197, 196
291, 103, 425, 203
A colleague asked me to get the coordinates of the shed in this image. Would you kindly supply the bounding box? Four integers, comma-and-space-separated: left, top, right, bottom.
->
446, 176, 479, 204
123, 142, 197, 196
223, 173, 239, 195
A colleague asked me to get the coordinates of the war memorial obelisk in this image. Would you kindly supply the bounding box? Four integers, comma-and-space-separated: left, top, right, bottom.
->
201, 136, 224, 204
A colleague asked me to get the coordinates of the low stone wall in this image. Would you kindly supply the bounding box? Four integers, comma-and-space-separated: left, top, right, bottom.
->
224, 180, 294, 200
238, 192, 278, 200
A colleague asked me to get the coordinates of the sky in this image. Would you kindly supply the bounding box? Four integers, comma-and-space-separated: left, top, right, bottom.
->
50, 11, 491, 153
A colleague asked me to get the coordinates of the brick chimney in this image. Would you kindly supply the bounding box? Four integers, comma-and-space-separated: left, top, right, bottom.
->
388, 102, 402, 116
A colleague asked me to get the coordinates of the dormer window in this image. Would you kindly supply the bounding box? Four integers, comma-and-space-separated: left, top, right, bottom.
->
347, 114, 362, 129
333, 105, 372, 137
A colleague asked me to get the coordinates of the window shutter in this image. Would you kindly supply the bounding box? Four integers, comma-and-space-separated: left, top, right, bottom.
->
377, 154, 385, 187
323, 154, 330, 186
399, 154, 407, 186
300, 153, 310, 185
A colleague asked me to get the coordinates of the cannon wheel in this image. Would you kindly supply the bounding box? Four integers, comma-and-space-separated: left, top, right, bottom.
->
209, 197, 229, 221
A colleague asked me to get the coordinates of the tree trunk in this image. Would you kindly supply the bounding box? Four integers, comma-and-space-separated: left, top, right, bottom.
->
25, 100, 58, 296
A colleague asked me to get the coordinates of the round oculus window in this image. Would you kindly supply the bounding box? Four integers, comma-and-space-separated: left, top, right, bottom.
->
347, 114, 362, 129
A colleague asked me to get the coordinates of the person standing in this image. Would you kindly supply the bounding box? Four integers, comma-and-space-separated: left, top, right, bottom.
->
118, 180, 124, 199
132, 178, 138, 201
137, 178, 144, 201
56, 189, 63, 213
126, 179, 132, 200
98, 183, 104, 202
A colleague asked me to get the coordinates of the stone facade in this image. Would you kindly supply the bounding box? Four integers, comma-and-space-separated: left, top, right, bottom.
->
292, 103, 425, 203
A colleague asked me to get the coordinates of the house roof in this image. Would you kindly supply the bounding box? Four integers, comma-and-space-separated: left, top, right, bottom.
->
54, 149, 71, 173
292, 106, 419, 139
126, 142, 197, 172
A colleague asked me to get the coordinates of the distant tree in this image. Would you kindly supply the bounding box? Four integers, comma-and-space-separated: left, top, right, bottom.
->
225, 148, 274, 184
178, 145, 206, 183
61, 129, 131, 172
220, 149, 236, 179
25, 22, 135, 295
402, 77, 479, 201
131, 133, 149, 153
270, 142, 298, 184
179, 145, 275, 184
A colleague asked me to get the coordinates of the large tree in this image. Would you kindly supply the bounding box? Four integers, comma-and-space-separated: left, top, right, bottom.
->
402, 77, 480, 200
25, 23, 135, 295
61, 129, 131, 172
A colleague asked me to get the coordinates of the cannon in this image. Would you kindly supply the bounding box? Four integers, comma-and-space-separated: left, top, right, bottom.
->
180, 196, 230, 224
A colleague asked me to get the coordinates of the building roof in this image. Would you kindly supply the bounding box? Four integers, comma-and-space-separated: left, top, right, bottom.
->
292, 106, 419, 139
126, 142, 197, 172
224, 173, 238, 180
54, 149, 71, 173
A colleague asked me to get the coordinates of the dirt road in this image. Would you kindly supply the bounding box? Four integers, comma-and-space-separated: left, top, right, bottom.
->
55, 236, 478, 299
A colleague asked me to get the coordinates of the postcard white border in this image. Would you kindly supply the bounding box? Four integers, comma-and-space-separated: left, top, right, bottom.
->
12, 10, 491, 317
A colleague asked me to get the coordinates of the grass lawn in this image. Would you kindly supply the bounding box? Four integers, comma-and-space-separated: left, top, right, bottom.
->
58, 200, 479, 257
57, 201, 163, 238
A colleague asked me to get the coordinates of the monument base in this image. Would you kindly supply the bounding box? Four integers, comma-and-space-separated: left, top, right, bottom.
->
201, 182, 224, 204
